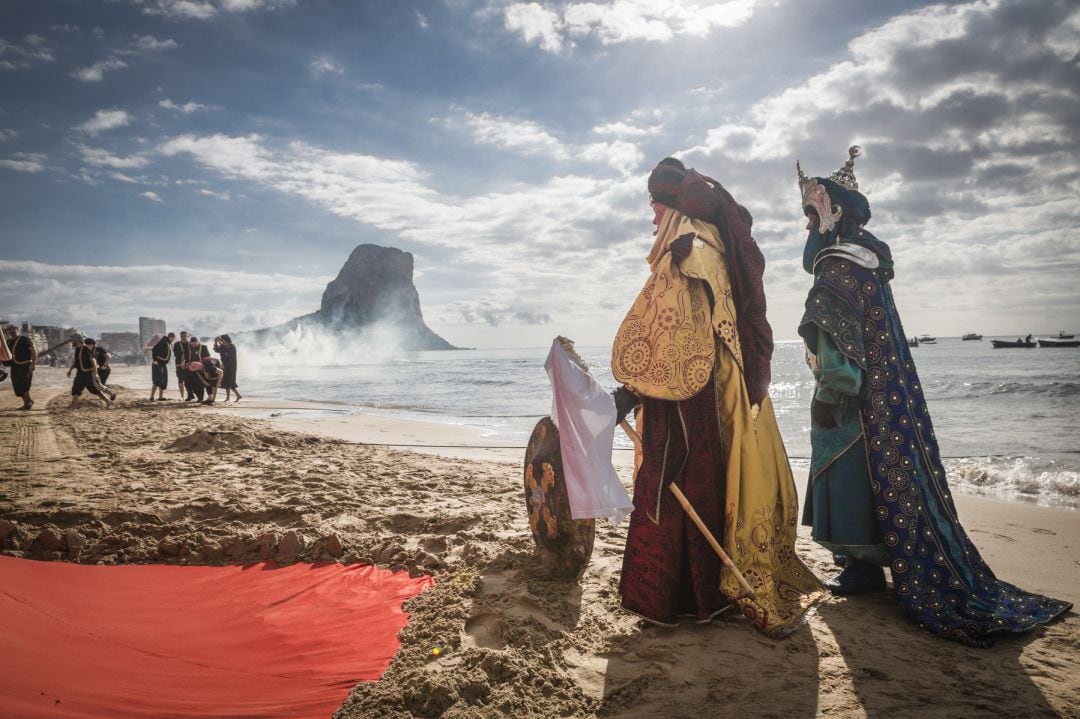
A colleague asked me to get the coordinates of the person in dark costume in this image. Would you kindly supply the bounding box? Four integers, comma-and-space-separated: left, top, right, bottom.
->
68, 337, 112, 410
173, 331, 191, 401
611, 158, 822, 636
187, 338, 207, 400
150, 332, 174, 401
797, 146, 1071, 645
197, 356, 222, 405
94, 343, 112, 386
87, 339, 116, 402
4, 324, 37, 410
215, 335, 242, 402
185, 360, 207, 402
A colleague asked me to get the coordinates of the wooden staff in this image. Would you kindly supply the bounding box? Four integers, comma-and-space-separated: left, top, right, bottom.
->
619, 421, 757, 600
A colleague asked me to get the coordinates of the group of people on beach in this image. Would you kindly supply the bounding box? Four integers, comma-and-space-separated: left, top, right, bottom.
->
149, 332, 242, 405
605, 149, 1070, 646
0, 325, 241, 411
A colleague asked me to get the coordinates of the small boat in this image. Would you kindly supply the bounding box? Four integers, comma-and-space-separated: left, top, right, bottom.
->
1055, 331, 1075, 339
907, 337, 919, 347
962, 333, 982, 341
1038, 338, 1080, 348
918, 335, 936, 342
991, 339, 1036, 348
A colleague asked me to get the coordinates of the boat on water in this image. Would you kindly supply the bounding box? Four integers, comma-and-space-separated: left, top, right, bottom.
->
1055, 330, 1075, 339
907, 337, 919, 347
991, 338, 1036, 348
962, 333, 982, 341
918, 334, 936, 342
1038, 338, 1080, 348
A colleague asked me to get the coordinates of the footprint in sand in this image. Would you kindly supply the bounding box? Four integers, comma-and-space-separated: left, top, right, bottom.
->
1032, 528, 1056, 535
462, 612, 506, 650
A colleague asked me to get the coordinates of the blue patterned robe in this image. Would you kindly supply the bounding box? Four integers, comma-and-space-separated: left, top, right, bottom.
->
800, 247, 1071, 646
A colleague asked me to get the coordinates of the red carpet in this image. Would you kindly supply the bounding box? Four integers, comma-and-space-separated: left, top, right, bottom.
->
0, 556, 434, 718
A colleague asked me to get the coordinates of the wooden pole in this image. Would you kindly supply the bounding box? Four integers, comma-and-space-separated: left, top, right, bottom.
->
619, 421, 757, 601
667, 483, 756, 600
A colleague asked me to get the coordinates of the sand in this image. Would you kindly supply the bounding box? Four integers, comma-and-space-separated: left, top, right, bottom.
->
1, 365, 1077, 718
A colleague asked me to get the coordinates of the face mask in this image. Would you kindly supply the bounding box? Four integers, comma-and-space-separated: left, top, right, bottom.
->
802, 215, 835, 273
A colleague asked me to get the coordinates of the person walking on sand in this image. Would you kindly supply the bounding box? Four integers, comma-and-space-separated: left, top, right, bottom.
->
173, 330, 191, 401
796, 146, 1071, 645
611, 157, 822, 637
215, 335, 242, 402
68, 337, 112, 410
150, 332, 174, 401
4, 324, 36, 410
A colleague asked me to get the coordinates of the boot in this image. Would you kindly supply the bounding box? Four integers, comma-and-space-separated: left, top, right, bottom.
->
825, 561, 886, 596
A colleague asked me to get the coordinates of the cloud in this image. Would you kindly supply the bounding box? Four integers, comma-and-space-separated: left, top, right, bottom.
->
139, 190, 163, 202
133, 35, 180, 52
502, 0, 762, 53
416, 11, 430, 29
504, 3, 564, 53
74, 109, 131, 135
442, 110, 644, 174
0, 34, 56, 68
71, 57, 128, 82
0, 259, 326, 337
77, 145, 150, 169
159, 98, 207, 113
133, 0, 295, 20
0, 129, 17, 141
440, 298, 553, 326
0, 152, 47, 173
670, 0, 1080, 339
310, 57, 344, 75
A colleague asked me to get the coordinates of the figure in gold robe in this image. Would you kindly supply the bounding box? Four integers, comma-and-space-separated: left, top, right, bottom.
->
612, 158, 822, 637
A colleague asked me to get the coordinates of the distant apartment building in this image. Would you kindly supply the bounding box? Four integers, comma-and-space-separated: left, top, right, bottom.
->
100, 332, 141, 355
138, 316, 167, 351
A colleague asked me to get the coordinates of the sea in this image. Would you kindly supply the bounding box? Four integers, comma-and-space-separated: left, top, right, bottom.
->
240, 338, 1080, 509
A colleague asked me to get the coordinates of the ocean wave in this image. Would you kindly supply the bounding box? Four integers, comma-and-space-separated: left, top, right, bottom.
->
947, 457, 1080, 506
965, 381, 1080, 398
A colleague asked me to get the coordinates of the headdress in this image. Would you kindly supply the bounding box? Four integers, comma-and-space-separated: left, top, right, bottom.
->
796, 145, 861, 235
648, 157, 687, 207
829, 145, 860, 190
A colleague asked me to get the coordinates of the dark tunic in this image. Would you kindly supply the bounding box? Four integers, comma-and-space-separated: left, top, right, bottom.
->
71, 346, 105, 397
218, 343, 238, 389
619, 377, 728, 624
94, 347, 111, 385
799, 251, 1071, 645
8, 335, 34, 396
151, 337, 171, 389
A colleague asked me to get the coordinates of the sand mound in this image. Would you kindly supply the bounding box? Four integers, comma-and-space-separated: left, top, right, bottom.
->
166, 430, 264, 452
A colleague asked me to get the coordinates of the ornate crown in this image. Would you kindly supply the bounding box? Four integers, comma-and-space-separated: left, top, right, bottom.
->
829, 145, 861, 190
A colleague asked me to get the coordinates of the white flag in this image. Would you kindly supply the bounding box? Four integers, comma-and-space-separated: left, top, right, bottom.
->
544, 338, 634, 525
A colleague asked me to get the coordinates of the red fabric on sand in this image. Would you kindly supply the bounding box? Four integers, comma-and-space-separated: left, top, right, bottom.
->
0, 556, 434, 718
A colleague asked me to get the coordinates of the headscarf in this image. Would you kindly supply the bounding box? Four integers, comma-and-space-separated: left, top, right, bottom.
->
646, 158, 774, 406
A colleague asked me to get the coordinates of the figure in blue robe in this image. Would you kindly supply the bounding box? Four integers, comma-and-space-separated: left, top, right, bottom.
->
796, 147, 1071, 646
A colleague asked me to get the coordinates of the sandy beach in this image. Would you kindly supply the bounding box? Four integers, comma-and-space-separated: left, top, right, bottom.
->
1, 365, 1077, 718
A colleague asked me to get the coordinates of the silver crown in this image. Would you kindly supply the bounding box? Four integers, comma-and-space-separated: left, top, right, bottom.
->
828, 145, 861, 191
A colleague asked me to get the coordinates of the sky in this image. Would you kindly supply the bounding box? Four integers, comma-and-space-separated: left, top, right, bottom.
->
0, 0, 1077, 349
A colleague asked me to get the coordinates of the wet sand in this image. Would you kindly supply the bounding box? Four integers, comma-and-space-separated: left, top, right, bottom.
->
1, 366, 1077, 718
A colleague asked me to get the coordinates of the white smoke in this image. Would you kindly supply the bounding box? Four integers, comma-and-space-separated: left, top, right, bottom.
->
236, 320, 413, 379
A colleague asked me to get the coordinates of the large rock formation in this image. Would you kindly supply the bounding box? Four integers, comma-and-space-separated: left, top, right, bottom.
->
249, 244, 456, 350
